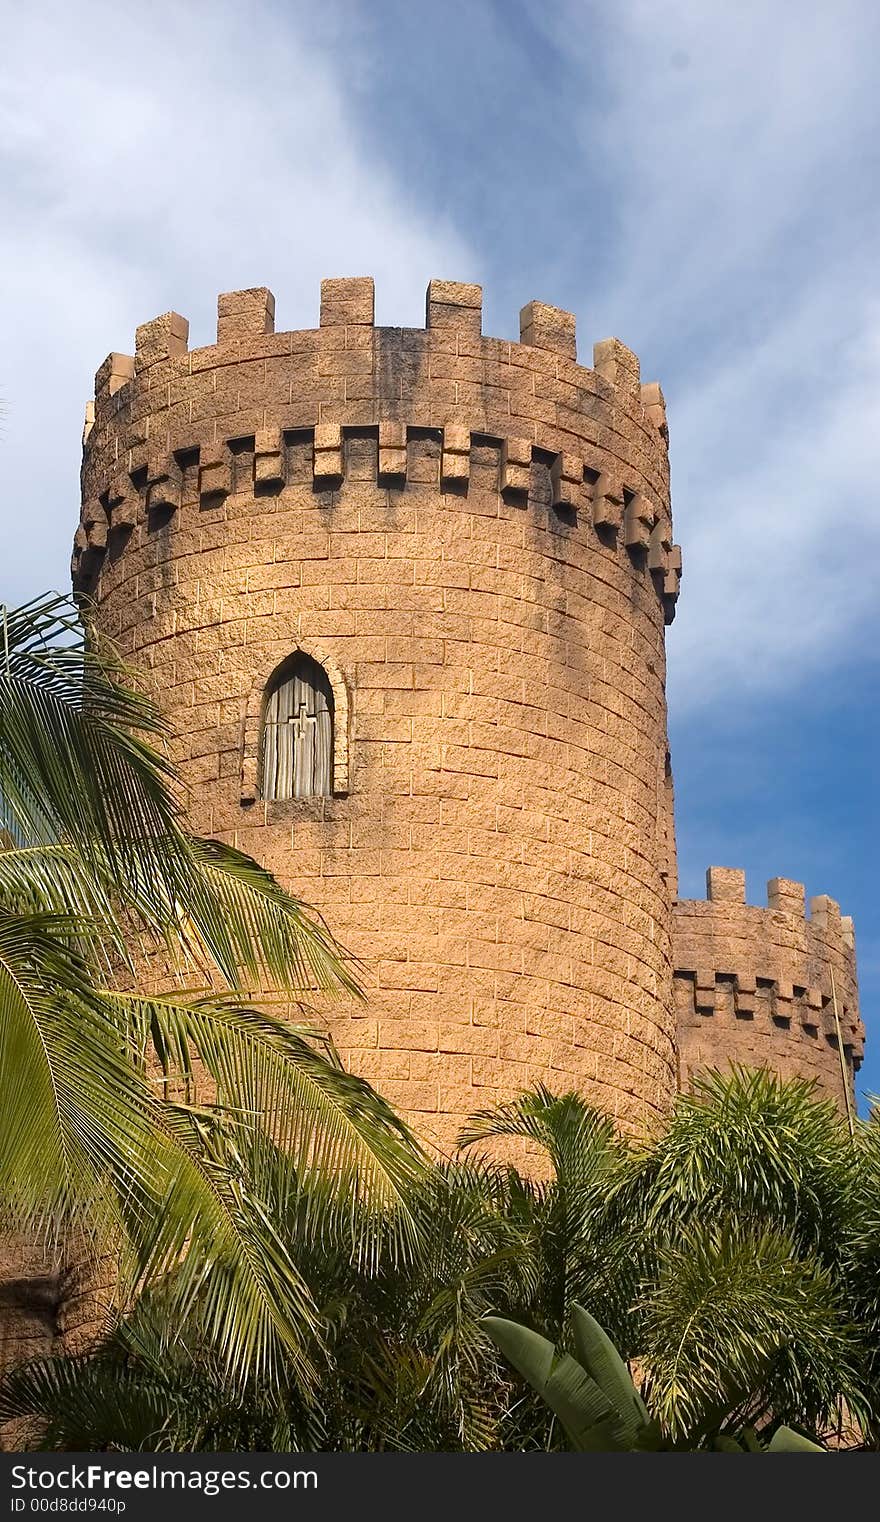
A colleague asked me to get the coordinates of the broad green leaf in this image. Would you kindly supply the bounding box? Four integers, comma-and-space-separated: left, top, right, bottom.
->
482, 1315, 621, 1451
767, 1425, 825, 1452
571, 1302, 649, 1443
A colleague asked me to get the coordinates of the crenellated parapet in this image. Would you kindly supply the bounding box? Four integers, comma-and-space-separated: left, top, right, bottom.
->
74, 278, 682, 622
673, 867, 863, 1110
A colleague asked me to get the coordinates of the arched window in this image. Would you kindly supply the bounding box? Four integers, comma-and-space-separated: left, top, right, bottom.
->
260, 654, 334, 800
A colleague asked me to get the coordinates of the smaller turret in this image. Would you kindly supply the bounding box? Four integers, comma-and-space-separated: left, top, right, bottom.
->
673, 867, 863, 1110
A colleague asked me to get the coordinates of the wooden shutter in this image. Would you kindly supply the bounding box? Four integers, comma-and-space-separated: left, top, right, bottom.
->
261, 656, 333, 800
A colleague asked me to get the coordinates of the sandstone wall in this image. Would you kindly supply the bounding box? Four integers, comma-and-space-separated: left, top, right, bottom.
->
73, 277, 681, 1148
673, 867, 863, 1109
0, 1237, 112, 1447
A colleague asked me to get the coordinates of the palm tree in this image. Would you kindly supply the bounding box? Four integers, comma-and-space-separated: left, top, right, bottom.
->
0, 1162, 528, 1451
2, 1027, 876, 1446
466, 1072, 870, 1445
0, 593, 424, 1389
602, 1068, 868, 1441
458, 1086, 634, 1348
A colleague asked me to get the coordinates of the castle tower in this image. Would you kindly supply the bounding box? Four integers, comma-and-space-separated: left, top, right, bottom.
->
73, 278, 682, 1148
673, 868, 864, 1105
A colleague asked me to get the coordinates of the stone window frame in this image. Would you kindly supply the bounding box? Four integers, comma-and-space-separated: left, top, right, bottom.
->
240, 640, 350, 803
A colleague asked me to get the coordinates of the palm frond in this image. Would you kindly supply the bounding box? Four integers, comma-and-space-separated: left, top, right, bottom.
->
639, 1220, 864, 1441
0, 911, 154, 1242
608, 1066, 856, 1266
101, 989, 426, 1265
172, 838, 363, 998
459, 1086, 617, 1173
0, 913, 333, 1384
123, 1101, 322, 1387
0, 595, 185, 887
0, 844, 124, 952
0, 1353, 174, 1452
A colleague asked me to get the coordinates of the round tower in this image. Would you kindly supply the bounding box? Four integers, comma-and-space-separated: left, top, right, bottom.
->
673, 867, 864, 1109
74, 277, 682, 1149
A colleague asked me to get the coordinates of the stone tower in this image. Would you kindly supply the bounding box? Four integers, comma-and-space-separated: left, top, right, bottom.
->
673, 867, 863, 1102
74, 278, 682, 1148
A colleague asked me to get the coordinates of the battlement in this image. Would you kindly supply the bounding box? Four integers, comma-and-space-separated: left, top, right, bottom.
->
88, 278, 667, 417
84, 277, 670, 467
673, 867, 863, 1109
700, 865, 855, 947
75, 277, 681, 621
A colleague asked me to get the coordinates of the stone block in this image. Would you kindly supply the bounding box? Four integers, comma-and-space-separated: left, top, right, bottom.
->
135, 311, 188, 371
648, 516, 672, 570
441, 424, 470, 485
217, 288, 276, 344
707, 867, 746, 904
426, 280, 482, 338
500, 436, 531, 495
591, 471, 623, 528
767, 878, 805, 916
198, 446, 231, 502
550, 451, 582, 511
254, 427, 284, 486
593, 337, 641, 396
313, 422, 344, 480
320, 277, 375, 327
623, 492, 654, 550
378, 419, 407, 481
520, 301, 577, 360
94, 352, 135, 396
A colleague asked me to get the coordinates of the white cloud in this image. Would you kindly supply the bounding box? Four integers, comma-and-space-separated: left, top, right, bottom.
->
3, 0, 878, 714
668, 291, 880, 707
0, 0, 474, 604
529, 0, 880, 709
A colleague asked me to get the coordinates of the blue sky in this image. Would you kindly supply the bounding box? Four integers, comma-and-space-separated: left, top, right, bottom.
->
2, 0, 877, 1097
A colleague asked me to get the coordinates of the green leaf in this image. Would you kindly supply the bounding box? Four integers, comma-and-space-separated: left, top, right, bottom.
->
767, 1425, 825, 1452
0, 594, 185, 890
101, 990, 426, 1265
175, 837, 363, 998
571, 1303, 649, 1444
482, 1316, 621, 1451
